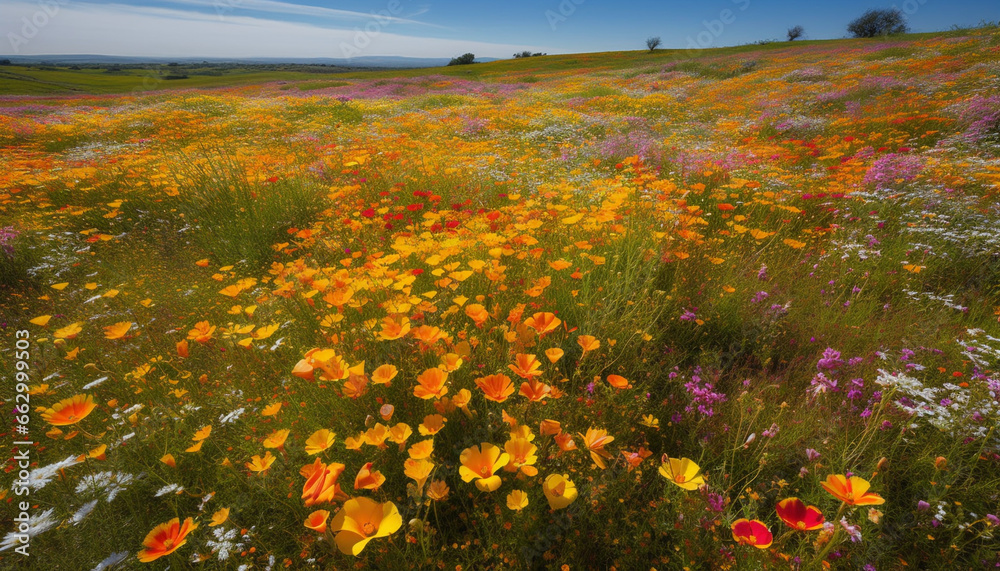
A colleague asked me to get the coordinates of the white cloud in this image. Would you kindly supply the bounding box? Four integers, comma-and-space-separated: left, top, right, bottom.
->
1, 1, 537, 58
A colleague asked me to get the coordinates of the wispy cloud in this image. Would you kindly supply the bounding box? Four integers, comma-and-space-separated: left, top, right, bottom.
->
160, 0, 443, 28
1, 0, 540, 58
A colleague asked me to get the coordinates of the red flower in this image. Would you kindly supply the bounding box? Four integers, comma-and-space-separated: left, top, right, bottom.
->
731, 519, 772, 548
775, 497, 824, 531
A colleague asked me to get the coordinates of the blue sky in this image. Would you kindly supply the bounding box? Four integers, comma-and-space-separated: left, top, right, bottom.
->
2, 0, 996, 59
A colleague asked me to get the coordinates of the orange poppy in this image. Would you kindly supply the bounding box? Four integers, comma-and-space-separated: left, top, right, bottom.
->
519, 378, 551, 402
458, 443, 509, 492
301, 458, 348, 506
508, 353, 543, 379
579, 427, 615, 469
304, 510, 330, 533
475, 374, 515, 402
137, 517, 198, 562
464, 303, 490, 327
354, 462, 386, 491
524, 312, 561, 336
40, 394, 96, 426
414, 368, 449, 400
820, 474, 885, 505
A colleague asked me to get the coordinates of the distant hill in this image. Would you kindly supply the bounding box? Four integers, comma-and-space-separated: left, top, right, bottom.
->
0, 54, 501, 68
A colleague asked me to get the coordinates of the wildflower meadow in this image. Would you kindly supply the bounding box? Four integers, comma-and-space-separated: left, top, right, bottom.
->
3, 29, 1000, 570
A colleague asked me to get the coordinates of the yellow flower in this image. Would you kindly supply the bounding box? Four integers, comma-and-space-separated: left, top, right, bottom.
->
404, 458, 434, 490
408, 438, 434, 460
542, 474, 577, 510
507, 489, 529, 511
246, 451, 276, 473
658, 456, 705, 490
458, 443, 509, 492
504, 437, 539, 476
304, 429, 336, 455
388, 422, 413, 444
209, 508, 230, 527
262, 429, 290, 449
328, 498, 402, 556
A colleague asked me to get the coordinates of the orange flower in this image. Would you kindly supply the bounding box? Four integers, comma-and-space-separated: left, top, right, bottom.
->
137, 517, 198, 562
364, 423, 390, 448
523, 312, 561, 336
539, 419, 562, 436
543, 347, 564, 363
246, 451, 276, 473
176, 339, 189, 358
579, 427, 615, 469
731, 519, 772, 548
519, 378, 551, 402
371, 364, 398, 385
388, 422, 412, 445
426, 480, 450, 501
404, 458, 434, 490
621, 447, 652, 471
464, 303, 490, 327
187, 321, 216, 343
775, 498, 825, 531
820, 474, 885, 505
475, 374, 515, 402
411, 324, 448, 345
503, 437, 539, 476
606, 374, 632, 389
508, 353, 543, 379
262, 429, 290, 449
103, 321, 132, 340
418, 414, 446, 435
354, 462, 386, 491
439, 353, 463, 372
577, 334, 600, 355
40, 394, 96, 426
554, 432, 576, 452
408, 439, 434, 460
414, 367, 449, 400
304, 510, 330, 533
378, 315, 410, 340
301, 457, 348, 506
458, 443, 509, 492
329, 498, 402, 556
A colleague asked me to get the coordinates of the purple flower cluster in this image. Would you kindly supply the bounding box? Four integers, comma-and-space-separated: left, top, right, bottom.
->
0, 226, 18, 259
862, 153, 924, 189
677, 368, 727, 418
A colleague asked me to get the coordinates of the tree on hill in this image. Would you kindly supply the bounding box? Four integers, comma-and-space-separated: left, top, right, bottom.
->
646, 37, 662, 52
787, 25, 804, 41
448, 53, 476, 66
847, 8, 908, 38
